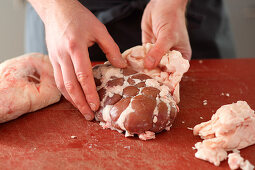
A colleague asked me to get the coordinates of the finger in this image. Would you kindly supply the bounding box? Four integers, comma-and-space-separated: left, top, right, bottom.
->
96, 26, 127, 68
142, 29, 154, 44
173, 44, 192, 61
144, 31, 175, 69
70, 46, 100, 112
59, 55, 94, 120
51, 61, 77, 107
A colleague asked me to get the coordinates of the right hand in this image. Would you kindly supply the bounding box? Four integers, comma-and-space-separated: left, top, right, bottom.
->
42, 0, 127, 120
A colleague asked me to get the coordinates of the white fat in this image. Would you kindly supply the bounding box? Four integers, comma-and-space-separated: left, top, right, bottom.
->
193, 101, 255, 168
116, 100, 134, 131
107, 86, 124, 96
102, 105, 113, 122
195, 142, 228, 166
153, 105, 159, 116
153, 116, 158, 123
132, 79, 142, 84
138, 131, 155, 140
109, 125, 123, 134
93, 67, 102, 79
99, 121, 106, 127
101, 67, 122, 85
228, 152, 254, 170
108, 92, 114, 98
159, 85, 170, 97
145, 79, 160, 88
165, 124, 172, 131
160, 97, 172, 116
232, 149, 240, 153
241, 160, 254, 170
125, 131, 134, 137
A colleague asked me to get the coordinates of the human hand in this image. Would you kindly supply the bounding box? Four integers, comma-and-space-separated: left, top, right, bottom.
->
34, 0, 127, 120
141, 0, 191, 69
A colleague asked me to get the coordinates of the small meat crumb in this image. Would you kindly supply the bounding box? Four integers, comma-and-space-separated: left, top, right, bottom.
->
199, 60, 203, 64
221, 93, 225, 96
182, 121, 185, 124
165, 126, 171, 131
192, 147, 196, 150
124, 146, 131, 150
226, 93, 230, 97
200, 117, 203, 119
153, 116, 158, 123
187, 127, 193, 130
203, 100, 208, 105
71, 136, 77, 139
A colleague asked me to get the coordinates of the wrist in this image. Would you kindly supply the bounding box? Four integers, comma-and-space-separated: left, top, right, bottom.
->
27, 0, 74, 24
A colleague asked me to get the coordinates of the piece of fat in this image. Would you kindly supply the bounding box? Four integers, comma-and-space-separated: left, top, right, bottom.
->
145, 79, 160, 89
228, 152, 254, 170
194, 142, 228, 166
102, 105, 113, 123
138, 131, 155, 140
193, 101, 255, 168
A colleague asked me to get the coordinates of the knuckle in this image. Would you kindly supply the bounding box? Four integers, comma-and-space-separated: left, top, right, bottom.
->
66, 39, 77, 54
64, 81, 75, 93
98, 24, 107, 34
86, 93, 98, 103
55, 80, 64, 91
76, 72, 90, 86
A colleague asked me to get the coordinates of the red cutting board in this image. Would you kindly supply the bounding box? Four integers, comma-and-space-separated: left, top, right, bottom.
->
0, 59, 255, 169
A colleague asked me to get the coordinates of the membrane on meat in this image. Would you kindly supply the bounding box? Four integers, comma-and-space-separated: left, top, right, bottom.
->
0, 53, 61, 123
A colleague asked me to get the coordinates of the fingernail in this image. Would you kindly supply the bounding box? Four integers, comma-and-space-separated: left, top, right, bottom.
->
89, 103, 97, 111
85, 114, 93, 121
148, 56, 155, 66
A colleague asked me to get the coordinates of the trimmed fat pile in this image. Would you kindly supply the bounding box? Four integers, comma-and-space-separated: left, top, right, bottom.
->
193, 101, 255, 169
0, 53, 61, 123
93, 43, 190, 140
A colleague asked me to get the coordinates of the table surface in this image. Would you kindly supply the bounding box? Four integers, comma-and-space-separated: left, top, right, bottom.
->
1, 59, 255, 170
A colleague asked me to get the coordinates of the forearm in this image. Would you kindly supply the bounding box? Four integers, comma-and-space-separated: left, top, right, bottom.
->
27, 0, 78, 24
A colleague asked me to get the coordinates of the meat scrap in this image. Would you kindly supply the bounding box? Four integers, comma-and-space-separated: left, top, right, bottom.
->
93, 43, 190, 140
0, 53, 61, 123
193, 101, 255, 169
228, 151, 254, 170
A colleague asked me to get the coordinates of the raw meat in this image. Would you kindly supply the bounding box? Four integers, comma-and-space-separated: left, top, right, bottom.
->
122, 43, 190, 103
0, 53, 61, 123
93, 44, 189, 140
193, 101, 255, 168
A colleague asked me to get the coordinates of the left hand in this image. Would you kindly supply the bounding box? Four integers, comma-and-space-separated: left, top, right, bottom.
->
142, 0, 192, 69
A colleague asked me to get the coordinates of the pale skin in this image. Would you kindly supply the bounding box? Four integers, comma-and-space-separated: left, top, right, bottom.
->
28, 0, 191, 120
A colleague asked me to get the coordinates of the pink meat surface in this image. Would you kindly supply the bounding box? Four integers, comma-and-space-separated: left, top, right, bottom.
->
93, 44, 189, 140
0, 53, 61, 123
193, 101, 255, 168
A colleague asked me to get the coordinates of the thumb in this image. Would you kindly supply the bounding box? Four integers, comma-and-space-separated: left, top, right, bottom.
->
144, 33, 174, 69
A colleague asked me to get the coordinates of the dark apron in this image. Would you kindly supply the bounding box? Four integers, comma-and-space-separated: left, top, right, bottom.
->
25, 0, 236, 60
